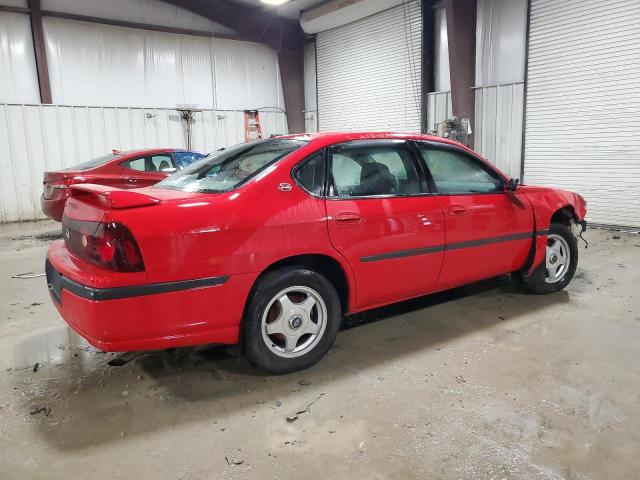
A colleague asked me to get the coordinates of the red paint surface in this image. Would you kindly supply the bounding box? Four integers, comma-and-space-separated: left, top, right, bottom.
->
46, 132, 587, 352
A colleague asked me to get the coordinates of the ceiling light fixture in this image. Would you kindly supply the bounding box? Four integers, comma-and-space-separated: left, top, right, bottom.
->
260, 0, 290, 5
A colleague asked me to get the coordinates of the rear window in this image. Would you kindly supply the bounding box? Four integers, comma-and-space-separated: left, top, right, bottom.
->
156, 139, 307, 193
66, 153, 118, 171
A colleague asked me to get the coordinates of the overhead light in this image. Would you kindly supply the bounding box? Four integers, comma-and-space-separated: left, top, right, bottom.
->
260, 0, 289, 5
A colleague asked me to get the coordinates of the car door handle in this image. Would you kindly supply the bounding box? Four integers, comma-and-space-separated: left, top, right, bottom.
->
125, 178, 138, 183
335, 212, 363, 224
448, 205, 467, 216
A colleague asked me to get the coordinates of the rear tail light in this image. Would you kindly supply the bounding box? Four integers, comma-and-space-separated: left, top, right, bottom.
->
62, 217, 145, 272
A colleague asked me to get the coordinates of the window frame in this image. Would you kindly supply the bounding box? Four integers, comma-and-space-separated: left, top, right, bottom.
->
292, 140, 432, 201
291, 150, 329, 197
413, 141, 506, 196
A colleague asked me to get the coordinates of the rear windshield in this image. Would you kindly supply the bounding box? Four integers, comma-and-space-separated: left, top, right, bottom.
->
66, 153, 118, 171
156, 138, 307, 193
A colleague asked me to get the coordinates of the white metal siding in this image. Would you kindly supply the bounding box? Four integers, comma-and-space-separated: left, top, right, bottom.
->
475, 82, 524, 180
316, 2, 422, 132
524, 0, 640, 227
426, 90, 452, 132
0, 104, 287, 223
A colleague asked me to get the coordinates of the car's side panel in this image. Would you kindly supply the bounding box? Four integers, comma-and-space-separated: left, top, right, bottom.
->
325, 196, 445, 310
99, 154, 357, 302
45, 133, 588, 353
518, 185, 587, 273
434, 192, 535, 289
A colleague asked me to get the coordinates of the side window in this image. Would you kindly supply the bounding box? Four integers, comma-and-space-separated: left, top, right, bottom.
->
294, 153, 325, 196
151, 155, 175, 172
328, 143, 422, 198
124, 155, 174, 173
418, 146, 503, 194
125, 157, 146, 172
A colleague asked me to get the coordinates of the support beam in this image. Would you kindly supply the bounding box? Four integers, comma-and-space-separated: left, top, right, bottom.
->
444, 0, 476, 144
159, 0, 306, 133
40, 10, 254, 42
28, 0, 52, 104
159, 0, 305, 53
421, 0, 436, 133
278, 50, 305, 134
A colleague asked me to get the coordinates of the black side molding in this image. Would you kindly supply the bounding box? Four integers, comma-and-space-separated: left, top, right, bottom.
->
360, 230, 551, 263
46, 259, 227, 302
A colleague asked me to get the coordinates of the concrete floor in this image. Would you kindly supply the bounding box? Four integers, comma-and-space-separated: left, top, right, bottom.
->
0, 221, 639, 479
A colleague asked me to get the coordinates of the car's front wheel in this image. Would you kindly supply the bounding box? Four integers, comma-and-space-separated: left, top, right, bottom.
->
521, 222, 578, 294
243, 267, 342, 374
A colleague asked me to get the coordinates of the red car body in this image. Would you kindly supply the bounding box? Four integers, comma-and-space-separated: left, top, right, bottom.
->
46, 132, 587, 355
41, 148, 203, 221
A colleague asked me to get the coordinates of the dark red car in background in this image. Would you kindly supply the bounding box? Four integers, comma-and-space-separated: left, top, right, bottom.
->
41, 148, 205, 221
46, 133, 587, 374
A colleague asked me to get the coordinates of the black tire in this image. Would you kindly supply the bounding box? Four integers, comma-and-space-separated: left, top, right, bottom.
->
243, 267, 342, 374
521, 223, 578, 294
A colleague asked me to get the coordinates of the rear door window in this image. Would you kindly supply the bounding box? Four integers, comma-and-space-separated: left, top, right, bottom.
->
328, 142, 423, 197
123, 155, 174, 173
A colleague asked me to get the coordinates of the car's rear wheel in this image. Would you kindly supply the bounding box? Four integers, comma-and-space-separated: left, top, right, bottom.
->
521, 223, 578, 294
243, 267, 342, 374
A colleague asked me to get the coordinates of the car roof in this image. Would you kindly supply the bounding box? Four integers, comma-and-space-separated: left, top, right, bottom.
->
276, 131, 462, 146
274, 131, 481, 158
115, 148, 196, 158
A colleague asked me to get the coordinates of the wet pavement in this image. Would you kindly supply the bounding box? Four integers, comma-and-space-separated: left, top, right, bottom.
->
0, 222, 639, 479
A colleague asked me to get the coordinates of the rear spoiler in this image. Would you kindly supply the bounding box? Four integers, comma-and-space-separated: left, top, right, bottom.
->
69, 184, 160, 209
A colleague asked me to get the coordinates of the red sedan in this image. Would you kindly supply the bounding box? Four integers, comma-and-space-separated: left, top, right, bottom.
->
46, 133, 587, 373
41, 148, 205, 221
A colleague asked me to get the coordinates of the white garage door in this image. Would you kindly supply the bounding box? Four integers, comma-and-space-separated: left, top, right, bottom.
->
524, 0, 640, 227
316, 2, 422, 132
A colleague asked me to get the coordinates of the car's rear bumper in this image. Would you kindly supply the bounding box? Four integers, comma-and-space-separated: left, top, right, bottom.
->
46, 249, 255, 352
40, 195, 65, 222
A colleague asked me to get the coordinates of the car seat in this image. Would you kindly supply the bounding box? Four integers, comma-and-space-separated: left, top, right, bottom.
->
359, 162, 398, 195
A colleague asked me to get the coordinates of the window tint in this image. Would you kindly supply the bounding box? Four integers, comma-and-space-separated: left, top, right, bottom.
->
328, 143, 421, 198
156, 138, 307, 194
294, 153, 325, 196
418, 147, 503, 194
124, 155, 174, 173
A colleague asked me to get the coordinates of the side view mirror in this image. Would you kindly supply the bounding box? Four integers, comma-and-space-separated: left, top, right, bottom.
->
508, 178, 520, 192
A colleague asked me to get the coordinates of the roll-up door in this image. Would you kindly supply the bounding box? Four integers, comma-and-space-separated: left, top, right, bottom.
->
524, 0, 640, 227
316, 2, 422, 132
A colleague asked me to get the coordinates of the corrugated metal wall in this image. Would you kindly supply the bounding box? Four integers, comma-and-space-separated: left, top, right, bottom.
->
426, 85, 522, 179
316, 2, 422, 132
524, 0, 640, 227
0, 104, 287, 223
303, 41, 318, 133
474, 82, 524, 179
426, 91, 452, 133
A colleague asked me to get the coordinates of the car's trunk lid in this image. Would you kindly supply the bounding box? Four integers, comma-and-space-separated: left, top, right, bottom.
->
42, 170, 73, 199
